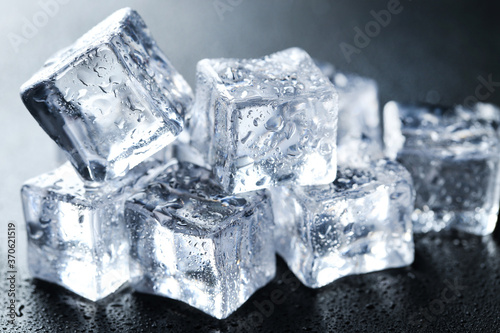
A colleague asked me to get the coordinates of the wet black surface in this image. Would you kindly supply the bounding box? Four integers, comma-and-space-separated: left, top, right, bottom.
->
1, 228, 500, 332
2, 0, 500, 332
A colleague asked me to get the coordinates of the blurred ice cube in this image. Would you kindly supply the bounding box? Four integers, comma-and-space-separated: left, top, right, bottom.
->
383, 101, 500, 235
316, 60, 383, 167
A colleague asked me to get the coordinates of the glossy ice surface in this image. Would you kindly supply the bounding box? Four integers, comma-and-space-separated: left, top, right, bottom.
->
20, 8, 193, 182
188, 47, 338, 193
270, 159, 414, 288
21, 159, 162, 301
384, 102, 500, 235
126, 161, 276, 319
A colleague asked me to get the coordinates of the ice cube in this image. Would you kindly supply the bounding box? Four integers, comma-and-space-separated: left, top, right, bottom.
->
21, 159, 162, 301
270, 159, 414, 288
126, 161, 275, 319
188, 48, 338, 193
20, 8, 193, 182
383, 101, 500, 235
315, 60, 383, 167
162, 130, 210, 169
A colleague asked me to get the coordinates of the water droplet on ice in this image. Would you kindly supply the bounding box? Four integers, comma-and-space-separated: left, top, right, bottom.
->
284, 122, 296, 139
28, 223, 43, 239
265, 115, 284, 132
241, 131, 252, 144
235, 155, 254, 168
287, 144, 301, 157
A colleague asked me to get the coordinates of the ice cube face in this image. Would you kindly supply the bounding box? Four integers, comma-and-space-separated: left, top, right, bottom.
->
20, 8, 193, 182
270, 159, 414, 288
383, 102, 500, 235
315, 60, 383, 167
188, 48, 338, 193
126, 161, 276, 319
21, 159, 162, 301
162, 130, 210, 169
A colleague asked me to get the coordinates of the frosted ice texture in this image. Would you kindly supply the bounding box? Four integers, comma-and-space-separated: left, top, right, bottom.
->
21, 159, 162, 301
270, 159, 414, 288
20, 8, 193, 182
383, 101, 500, 235
188, 48, 338, 193
126, 161, 276, 319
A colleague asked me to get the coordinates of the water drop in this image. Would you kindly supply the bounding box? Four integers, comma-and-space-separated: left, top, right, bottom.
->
240, 131, 252, 144
39, 217, 51, 225
284, 122, 296, 139
28, 223, 43, 239
235, 156, 254, 168
265, 115, 284, 132
256, 177, 268, 187
287, 144, 301, 157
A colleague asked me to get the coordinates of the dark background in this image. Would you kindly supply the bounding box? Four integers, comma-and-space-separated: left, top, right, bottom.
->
1, 1, 500, 332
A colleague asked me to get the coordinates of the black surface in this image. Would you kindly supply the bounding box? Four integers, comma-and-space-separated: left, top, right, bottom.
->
1, 230, 500, 332
2, 1, 500, 332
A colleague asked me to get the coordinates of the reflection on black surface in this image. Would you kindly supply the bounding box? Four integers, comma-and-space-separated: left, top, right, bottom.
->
4, 229, 500, 332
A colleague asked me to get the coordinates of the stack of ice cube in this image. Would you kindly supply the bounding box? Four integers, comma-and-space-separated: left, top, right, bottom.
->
20, 6, 499, 321
177, 50, 415, 291
20, 8, 194, 301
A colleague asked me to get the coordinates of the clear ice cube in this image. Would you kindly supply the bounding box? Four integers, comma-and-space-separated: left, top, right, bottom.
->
383, 101, 500, 235
21, 159, 162, 301
270, 159, 414, 288
188, 48, 338, 193
315, 60, 383, 167
126, 161, 276, 319
20, 8, 193, 182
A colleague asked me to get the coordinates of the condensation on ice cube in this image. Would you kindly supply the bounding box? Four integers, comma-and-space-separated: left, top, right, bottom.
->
21, 159, 162, 301
188, 47, 338, 193
126, 161, 275, 319
383, 101, 500, 235
20, 8, 193, 182
270, 159, 415, 288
